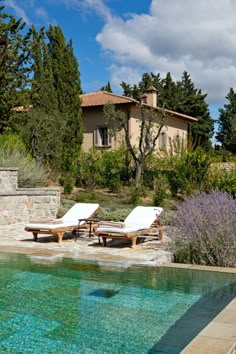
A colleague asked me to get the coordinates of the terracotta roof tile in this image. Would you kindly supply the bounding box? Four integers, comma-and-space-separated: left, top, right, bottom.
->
80, 91, 138, 107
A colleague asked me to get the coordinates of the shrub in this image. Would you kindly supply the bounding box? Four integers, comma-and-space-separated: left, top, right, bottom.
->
153, 174, 170, 206
169, 191, 236, 267
167, 148, 211, 196
96, 207, 132, 221
0, 134, 49, 187
76, 147, 132, 191
128, 186, 144, 205
204, 166, 236, 198
76, 149, 103, 189
142, 154, 165, 188
100, 150, 123, 192
63, 175, 74, 195
212, 149, 233, 162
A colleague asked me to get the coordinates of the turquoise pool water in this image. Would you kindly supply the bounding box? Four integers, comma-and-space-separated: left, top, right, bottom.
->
0, 253, 236, 354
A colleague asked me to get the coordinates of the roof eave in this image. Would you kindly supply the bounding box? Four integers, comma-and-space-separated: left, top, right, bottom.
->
141, 103, 198, 122
81, 101, 137, 108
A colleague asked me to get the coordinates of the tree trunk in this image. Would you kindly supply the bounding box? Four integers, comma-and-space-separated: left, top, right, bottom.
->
135, 161, 143, 188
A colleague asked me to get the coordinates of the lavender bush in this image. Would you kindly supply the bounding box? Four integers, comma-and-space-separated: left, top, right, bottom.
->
169, 191, 236, 267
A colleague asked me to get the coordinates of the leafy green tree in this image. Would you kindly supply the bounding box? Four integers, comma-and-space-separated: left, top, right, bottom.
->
216, 88, 236, 153
0, 3, 30, 133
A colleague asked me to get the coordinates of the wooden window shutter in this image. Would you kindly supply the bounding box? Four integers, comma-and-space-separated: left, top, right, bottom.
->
93, 128, 98, 146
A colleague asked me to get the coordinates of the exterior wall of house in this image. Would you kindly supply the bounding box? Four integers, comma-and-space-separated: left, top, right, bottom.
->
128, 106, 188, 153
82, 104, 189, 153
0, 168, 60, 225
82, 105, 129, 151
129, 105, 143, 147
163, 116, 188, 152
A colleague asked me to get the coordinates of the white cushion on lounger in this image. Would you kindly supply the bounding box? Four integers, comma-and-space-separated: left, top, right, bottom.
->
25, 203, 99, 230
62, 203, 99, 221
124, 206, 163, 228
97, 206, 163, 233
25, 220, 79, 230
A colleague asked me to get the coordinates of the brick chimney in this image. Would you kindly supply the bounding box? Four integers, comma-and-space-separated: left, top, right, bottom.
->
144, 86, 157, 107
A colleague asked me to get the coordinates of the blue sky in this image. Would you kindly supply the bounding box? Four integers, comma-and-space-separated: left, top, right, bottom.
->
5, 0, 236, 122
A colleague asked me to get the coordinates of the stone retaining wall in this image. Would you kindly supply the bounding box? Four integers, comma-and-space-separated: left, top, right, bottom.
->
0, 168, 60, 225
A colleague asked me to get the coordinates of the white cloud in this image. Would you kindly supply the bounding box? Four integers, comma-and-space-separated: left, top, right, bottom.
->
108, 64, 142, 92
51, 0, 112, 22
6, 0, 30, 23
34, 7, 50, 22
96, 0, 236, 104
4, 0, 50, 24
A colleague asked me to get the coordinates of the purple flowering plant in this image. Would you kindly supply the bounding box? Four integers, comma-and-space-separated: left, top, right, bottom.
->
169, 190, 236, 267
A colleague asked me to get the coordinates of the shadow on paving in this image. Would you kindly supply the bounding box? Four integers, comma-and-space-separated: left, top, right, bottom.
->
148, 281, 236, 354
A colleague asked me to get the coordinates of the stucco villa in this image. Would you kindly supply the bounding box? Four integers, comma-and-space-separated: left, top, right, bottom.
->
80, 86, 197, 153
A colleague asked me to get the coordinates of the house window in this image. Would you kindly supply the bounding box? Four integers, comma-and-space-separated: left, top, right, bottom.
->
94, 126, 111, 147
159, 132, 167, 150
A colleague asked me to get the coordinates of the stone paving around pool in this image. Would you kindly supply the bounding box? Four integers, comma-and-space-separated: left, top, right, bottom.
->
0, 223, 172, 266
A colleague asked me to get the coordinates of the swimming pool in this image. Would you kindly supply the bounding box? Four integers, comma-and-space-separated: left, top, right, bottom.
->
0, 253, 235, 353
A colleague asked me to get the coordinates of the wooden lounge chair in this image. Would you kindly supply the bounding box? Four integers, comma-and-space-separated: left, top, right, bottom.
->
25, 203, 99, 243
95, 206, 163, 248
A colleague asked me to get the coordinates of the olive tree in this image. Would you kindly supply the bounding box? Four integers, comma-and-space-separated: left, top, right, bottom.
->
103, 103, 165, 187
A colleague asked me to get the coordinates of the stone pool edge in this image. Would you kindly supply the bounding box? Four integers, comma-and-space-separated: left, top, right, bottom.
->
163, 263, 236, 353
181, 298, 236, 354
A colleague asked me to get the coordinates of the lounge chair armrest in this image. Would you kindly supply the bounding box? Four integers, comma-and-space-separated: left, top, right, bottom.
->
98, 221, 126, 228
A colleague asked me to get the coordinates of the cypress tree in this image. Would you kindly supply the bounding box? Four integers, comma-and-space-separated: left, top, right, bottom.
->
158, 72, 179, 110
139, 72, 162, 93
177, 72, 214, 150
47, 25, 83, 176
100, 81, 112, 92
120, 81, 133, 98
216, 88, 236, 153
121, 72, 161, 101
24, 26, 64, 167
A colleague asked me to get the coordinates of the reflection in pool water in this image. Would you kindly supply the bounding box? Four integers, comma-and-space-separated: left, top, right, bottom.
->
0, 253, 235, 353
